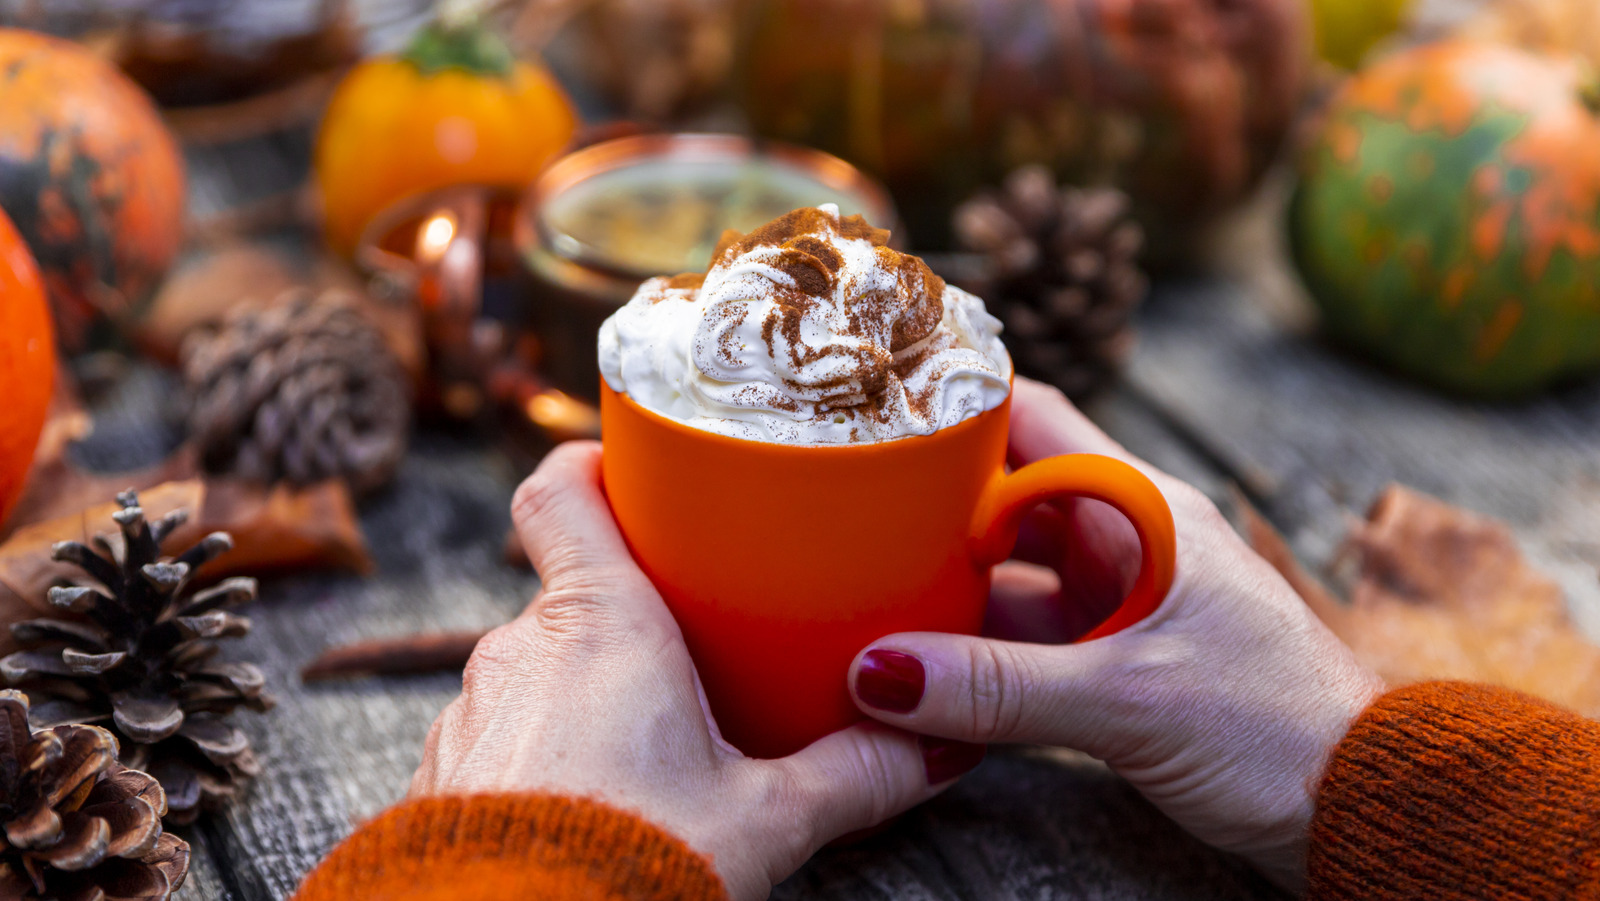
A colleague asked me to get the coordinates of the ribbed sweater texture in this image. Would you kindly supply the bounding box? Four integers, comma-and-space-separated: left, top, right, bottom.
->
1308, 681, 1600, 899
291, 793, 727, 900
294, 681, 1599, 900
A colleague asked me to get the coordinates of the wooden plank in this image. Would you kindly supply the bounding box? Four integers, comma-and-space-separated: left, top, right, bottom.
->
1126, 229, 1600, 636
777, 749, 1283, 901
174, 832, 239, 901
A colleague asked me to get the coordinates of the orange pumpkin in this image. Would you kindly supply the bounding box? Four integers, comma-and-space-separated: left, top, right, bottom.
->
0, 206, 56, 527
315, 18, 579, 258
0, 29, 187, 353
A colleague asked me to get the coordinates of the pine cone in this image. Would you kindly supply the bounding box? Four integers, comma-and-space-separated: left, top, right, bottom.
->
182, 289, 410, 495
0, 690, 189, 900
1, 492, 273, 825
953, 166, 1149, 401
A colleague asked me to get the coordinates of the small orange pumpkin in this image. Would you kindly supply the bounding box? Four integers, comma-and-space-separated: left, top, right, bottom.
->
0, 29, 187, 353
315, 17, 579, 258
0, 206, 56, 528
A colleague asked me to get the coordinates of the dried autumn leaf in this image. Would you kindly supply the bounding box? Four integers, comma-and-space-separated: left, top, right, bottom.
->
135, 243, 303, 366
1244, 484, 1600, 717
134, 240, 424, 381
0, 478, 373, 655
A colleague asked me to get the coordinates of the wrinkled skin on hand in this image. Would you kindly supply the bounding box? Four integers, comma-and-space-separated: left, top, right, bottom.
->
412, 377, 1382, 896
850, 378, 1386, 890
410, 443, 973, 900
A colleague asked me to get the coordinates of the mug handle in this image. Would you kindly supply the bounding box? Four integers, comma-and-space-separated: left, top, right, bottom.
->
970, 454, 1177, 642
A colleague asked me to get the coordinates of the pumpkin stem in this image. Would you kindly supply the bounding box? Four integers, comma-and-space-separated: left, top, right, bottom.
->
402, 14, 515, 78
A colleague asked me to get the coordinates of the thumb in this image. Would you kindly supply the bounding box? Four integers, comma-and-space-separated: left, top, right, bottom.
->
763, 723, 983, 848
847, 633, 1128, 750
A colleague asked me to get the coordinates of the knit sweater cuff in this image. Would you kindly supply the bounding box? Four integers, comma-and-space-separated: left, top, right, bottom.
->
1308, 681, 1600, 900
292, 793, 728, 901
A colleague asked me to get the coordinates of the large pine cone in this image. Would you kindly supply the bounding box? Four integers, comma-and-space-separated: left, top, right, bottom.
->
182, 289, 409, 495
954, 166, 1148, 401
0, 690, 189, 900
1, 492, 272, 825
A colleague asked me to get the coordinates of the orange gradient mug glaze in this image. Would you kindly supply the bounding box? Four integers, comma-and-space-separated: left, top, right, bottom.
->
600, 382, 1177, 759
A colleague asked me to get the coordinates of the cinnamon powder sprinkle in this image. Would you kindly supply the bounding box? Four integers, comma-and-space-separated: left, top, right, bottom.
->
660, 207, 995, 435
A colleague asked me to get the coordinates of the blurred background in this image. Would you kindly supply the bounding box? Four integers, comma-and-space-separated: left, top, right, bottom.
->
0, 0, 1599, 898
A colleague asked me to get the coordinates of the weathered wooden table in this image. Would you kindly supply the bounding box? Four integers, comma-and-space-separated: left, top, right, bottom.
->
93, 4, 1600, 891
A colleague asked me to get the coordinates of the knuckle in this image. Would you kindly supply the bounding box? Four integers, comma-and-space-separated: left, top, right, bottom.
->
461, 623, 536, 690
511, 467, 569, 532
531, 587, 612, 636
848, 737, 903, 825
964, 642, 1033, 743
1166, 482, 1218, 524
1022, 376, 1072, 410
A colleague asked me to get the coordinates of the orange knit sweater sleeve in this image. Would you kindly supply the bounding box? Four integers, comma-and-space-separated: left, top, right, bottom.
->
1309, 681, 1600, 900
290, 793, 728, 901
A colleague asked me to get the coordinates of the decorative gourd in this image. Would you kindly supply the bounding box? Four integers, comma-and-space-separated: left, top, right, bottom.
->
737, 0, 1308, 250
0, 29, 187, 353
0, 207, 56, 527
315, 15, 579, 258
1291, 40, 1600, 397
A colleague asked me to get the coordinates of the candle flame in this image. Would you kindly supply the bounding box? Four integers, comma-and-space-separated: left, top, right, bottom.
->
526, 390, 601, 440
417, 212, 458, 263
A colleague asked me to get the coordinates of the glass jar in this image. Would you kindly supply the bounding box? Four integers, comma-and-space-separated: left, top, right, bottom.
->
514, 133, 898, 399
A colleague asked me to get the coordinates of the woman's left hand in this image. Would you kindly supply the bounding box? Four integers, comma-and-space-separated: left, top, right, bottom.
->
410, 442, 980, 901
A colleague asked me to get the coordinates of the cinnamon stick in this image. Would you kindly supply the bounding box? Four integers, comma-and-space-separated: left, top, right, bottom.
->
300, 630, 489, 682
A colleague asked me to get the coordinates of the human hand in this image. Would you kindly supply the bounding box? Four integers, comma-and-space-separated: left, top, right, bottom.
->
847, 378, 1385, 890
410, 442, 983, 901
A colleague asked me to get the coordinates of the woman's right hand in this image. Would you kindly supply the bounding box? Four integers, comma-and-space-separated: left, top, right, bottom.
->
848, 378, 1385, 891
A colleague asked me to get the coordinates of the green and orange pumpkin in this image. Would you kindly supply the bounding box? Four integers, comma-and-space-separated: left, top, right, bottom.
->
1291, 39, 1600, 397
0, 29, 187, 353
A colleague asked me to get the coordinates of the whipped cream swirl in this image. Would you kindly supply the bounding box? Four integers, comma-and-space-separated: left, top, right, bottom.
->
598, 205, 1012, 445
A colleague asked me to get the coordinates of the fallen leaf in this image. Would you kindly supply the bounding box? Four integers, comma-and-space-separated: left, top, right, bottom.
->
135, 243, 303, 366
0, 478, 374, 654
199, 477, 374, 578
5, 444, 199, 541
1244, 485, 1600, 717
134, 241, 424, 382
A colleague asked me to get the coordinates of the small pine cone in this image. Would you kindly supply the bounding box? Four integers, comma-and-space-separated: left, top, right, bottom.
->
0, 691, 189, 900
182, 289, 410, 495
2, 492, 273, 825
952, 165, 1149, 402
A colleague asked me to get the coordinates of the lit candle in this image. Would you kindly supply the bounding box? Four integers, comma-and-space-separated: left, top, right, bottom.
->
416, 211, 458, 264
525, 388, 601, 442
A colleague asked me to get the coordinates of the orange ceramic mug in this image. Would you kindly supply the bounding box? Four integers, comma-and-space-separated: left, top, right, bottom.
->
600, 383, 1177, 759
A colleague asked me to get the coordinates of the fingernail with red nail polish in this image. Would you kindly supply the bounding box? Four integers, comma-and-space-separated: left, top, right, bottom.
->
854, 649, 925, 713
920, 737, 986, 785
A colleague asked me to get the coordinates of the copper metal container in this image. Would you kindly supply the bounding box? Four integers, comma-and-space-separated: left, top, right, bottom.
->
353, 134, 898, 448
